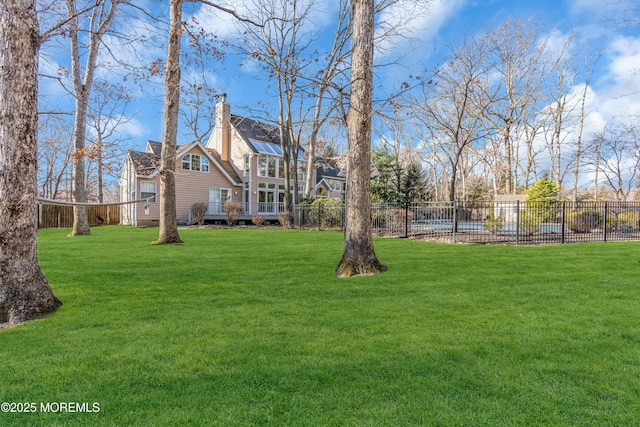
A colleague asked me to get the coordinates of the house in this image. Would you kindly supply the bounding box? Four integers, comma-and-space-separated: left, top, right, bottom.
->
315, 159, 346, 200
120, 139, 243, 226
121, 95, 317, 226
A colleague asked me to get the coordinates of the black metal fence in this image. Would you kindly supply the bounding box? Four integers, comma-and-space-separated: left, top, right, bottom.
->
293, 201, 640, 245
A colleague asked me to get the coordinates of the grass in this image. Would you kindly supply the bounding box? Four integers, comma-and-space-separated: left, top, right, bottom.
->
1, 226, 640, 426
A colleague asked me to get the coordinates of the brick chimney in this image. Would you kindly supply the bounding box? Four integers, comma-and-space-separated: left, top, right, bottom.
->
215, 93, 231, 161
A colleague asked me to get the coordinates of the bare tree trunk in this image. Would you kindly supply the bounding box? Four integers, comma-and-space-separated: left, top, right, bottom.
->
67, 0, 118, 235
336, 0, 385, 278
68, 0, 90, 235
97, 140, 104, 203
154, 0, 183, 245
0, 0, 62, 326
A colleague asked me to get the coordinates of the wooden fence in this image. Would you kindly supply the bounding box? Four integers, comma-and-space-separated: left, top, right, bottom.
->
38, 203, 120, 229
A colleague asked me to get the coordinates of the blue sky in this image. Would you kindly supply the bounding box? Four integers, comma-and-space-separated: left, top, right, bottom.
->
38, 0, 640, 155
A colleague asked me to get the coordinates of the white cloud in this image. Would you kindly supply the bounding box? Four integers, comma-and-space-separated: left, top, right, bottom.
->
593, 36, 640, 120
569, 0, 624, 15
375, 0, 469, 57
185, 0, 339, 39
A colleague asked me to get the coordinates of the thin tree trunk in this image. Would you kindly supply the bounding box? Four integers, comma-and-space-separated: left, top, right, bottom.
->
336, 0, 385, 278
67, 0, 117, 235
97, 141, 104, 203
67, 0, 90, 235
573, 83, 588, 202
154, 0, 183, 245
0, 0, 62, 326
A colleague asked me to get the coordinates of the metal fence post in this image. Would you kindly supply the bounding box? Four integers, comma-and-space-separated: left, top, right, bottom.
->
404, 202, 409, 238
452, 201, 457, 244
604, 201, 608, 242
561, 201, 566, 244
516, 200, 520, 245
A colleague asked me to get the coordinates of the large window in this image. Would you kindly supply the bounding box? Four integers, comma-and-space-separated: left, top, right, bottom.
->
182, 154, 209, 172
209, 187, 231, 214
140, 181, 156, 202
257, 154, 283, 178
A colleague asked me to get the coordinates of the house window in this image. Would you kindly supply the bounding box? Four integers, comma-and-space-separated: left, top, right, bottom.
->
243, 182, 250, 211
182, 154, 209, 172
268, 156, 277, 178
278, 159, 285, 178
328, 179, 343, 191
257, 154, 284, 178
258, 182, 277, 214
258, 155, 268, 177
243, 154, 250, 176
209, 187, 231, 214
140, 181, 156, 202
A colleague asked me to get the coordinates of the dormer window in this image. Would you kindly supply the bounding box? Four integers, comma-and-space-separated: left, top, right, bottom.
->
182, 154, 209, 172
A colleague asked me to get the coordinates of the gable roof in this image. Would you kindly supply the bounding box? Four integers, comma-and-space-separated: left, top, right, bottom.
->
146, 141, 163, 155
128, 150, 159, 176
129, 140, 241, 184
315, 161, 345, 184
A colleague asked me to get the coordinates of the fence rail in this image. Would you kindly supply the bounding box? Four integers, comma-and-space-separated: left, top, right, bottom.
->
293, 201, 640, 245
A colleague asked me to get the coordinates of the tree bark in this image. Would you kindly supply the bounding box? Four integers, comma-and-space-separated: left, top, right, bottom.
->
0, 0, 62, 326
336, 0, 385, 278
154, 0, 183, 245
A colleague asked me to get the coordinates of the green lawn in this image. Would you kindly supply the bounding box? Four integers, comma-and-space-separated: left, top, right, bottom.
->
2, 226, 640, 426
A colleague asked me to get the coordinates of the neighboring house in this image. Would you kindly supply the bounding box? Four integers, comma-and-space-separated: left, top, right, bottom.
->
315, 159, 346, 200
314, 157, 380, 200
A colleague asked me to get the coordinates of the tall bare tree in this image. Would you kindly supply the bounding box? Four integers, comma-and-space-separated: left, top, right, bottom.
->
86, 81, 132, 203
480, 18, 553, 194
336, 0, 386, 278
0, 0, 62, 326
587, 122, 640, 201
153, 0, 184, 245
154, 0, 259, 244
235, 0, 317, 215
416, 34, 489, 202
571, 51, 601, 201
66, 0, 119, 236
302, 0, 352, 198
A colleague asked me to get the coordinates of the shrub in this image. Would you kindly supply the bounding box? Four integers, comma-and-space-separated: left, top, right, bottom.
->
616, 212, 640, 231
190, 202, 208, 225
566, 211, 602, 233
309, 198, 343, 228
519, 210, 541, 236
251, 216, 265, 227
278, 211, 293, 228
483, 215, 504, 236
525, 178, 561, 223
224, 202, 243, 226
